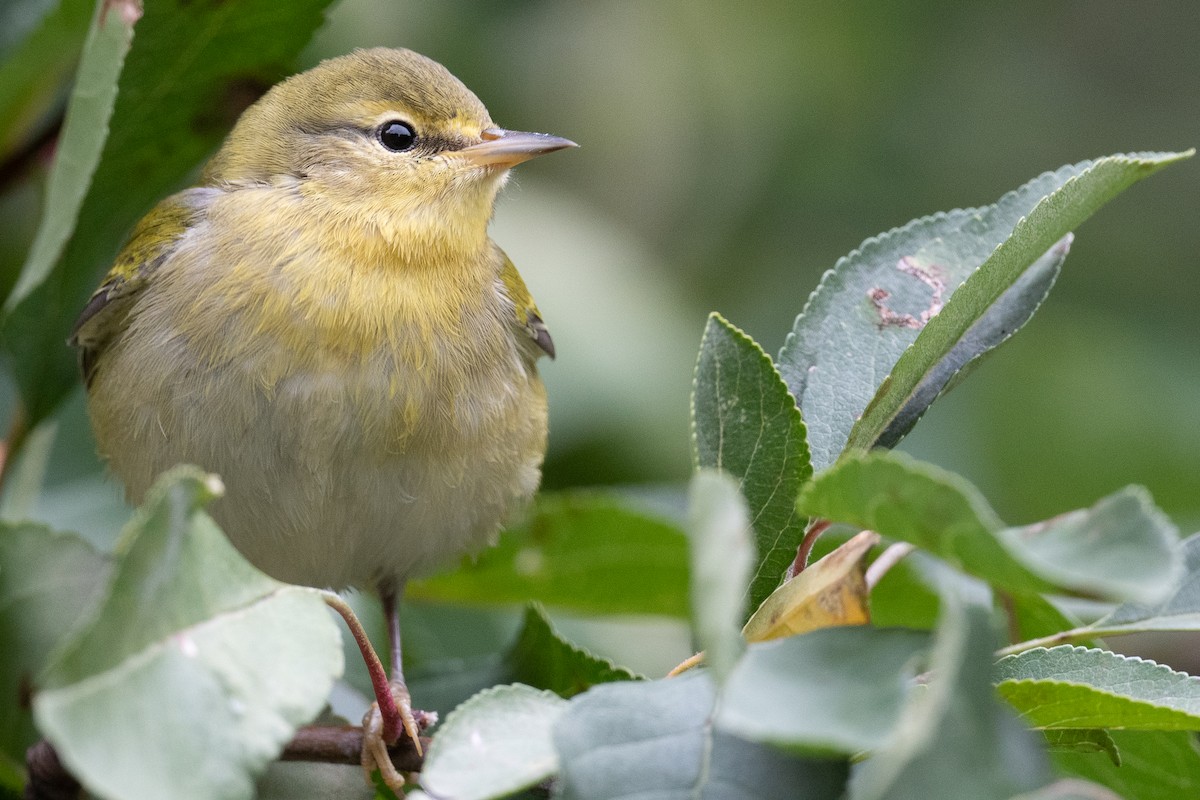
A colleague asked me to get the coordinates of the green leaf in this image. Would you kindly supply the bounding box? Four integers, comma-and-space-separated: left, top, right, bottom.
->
2, 0, 335, 424
1085, 532, 1200, 636
411, 492, 689, 617
850, 588, 1052, 800
686, 469, 754, 680
716, 626, 928, 755
4, 0, 134, 310
844, 151, 1192, 459
257, 763, 373, 800
554, 671, 850, 799
0, 0, 90, 157
0, 522, 111, 764
798, 452, 1181, 603
1054, 731, 1200, 800
1013, 779, 1125, 800
504, 605, 637, 698
419, 684, 567, 800
692, 313, 812, 614
32, 467, 343, 800
1043, 730, 1121, 767
777, 152, 1192, 471
996, 646, 1200, 730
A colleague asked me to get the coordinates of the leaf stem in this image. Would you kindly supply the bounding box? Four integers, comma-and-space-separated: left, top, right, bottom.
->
789, 519, 831, 578
864, 542, 915, 589
993, 625, 1134, 658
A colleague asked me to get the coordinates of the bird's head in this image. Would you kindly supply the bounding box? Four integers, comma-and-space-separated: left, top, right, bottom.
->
203, 48, 575, 258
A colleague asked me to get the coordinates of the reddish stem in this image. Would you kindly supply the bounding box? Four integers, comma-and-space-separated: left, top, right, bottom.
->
789, 519, 832, 578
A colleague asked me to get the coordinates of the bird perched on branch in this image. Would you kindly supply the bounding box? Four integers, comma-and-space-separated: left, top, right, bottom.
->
71, 47, 574, 791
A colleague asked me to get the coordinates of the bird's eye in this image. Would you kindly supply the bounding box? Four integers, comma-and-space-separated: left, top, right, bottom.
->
378, 120, 417, 152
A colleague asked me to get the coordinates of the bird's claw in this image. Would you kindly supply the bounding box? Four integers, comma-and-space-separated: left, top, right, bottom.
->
360, 681, 434, 794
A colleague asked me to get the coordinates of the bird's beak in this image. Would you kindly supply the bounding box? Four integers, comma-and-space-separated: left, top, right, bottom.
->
457, 128, 577, 168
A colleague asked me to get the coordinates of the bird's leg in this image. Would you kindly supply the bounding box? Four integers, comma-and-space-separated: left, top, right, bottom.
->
379, 582, 422, 749
320, 592, 410, 791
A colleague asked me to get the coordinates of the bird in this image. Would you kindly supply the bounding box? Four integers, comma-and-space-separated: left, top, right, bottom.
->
70, 47, 575, 790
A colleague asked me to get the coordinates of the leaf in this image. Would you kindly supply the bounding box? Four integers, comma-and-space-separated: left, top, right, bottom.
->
3, 0, 135, 310
1043, 730, 1121, 767
419, 684, 567, 800
1053, 731, 1200, 800
2, 0, 336, 424
692, 313, 812, 614
742, 530, 877, 641
0, 0, 90, 157
798, 452, 1181, 603
1085, 531, 1200, 636
411, 492, 689, 617
686, 470, 754, 680
777, 151, 1192, 471
256, 762, 373, 800
716, 626, 928, 755
995, 646, 1200, 730
553, 671, 850, 800
0, 522, 111, 764
503, 604, 638, 698
845, 151, 1192, 458
849, 587, 1053, 800
1013, 779, 1125, 800
32, 467, 343, 800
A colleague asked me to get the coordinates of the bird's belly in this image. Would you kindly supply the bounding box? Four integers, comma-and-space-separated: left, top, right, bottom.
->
90, 333, 548, 590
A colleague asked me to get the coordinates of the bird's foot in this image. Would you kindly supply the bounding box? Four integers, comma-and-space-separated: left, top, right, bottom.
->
360, 680, 435, 793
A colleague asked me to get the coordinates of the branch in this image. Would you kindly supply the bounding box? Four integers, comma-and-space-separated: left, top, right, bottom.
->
24, 725, 428, 798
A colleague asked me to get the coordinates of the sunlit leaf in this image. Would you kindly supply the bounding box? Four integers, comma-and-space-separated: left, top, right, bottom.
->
743, 531, 877, 642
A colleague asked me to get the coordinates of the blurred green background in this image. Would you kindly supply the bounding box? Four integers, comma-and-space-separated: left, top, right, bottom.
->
1, 0, 1197, 538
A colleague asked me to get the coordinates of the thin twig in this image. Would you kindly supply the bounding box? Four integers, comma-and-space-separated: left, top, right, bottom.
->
864, 542, 915, 589
24, 727, 428, 798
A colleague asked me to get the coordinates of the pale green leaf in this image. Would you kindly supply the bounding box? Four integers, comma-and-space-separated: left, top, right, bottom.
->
554, 671, 849, 799
777, 151, 1191, 471
4, 0, 133, 310
1086, 532, 1200, 636
692, 313, 811, 613
996, 646, 1200, 730
798, 452, 1181, 603
420, 684, 566, 800
850, 588, 1052, 800
846, 151, 1192, 458
686, 469, 754, 680
717, 626, 928, 754
33, 467, 343, 800
0, 522, 110, 764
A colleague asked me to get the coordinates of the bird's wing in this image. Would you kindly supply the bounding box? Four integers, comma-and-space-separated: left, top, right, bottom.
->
70, 188, 216, 385
497, 249, 554, 360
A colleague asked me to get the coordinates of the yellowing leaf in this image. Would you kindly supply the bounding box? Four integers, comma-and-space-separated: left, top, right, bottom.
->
742, 530, 879, 642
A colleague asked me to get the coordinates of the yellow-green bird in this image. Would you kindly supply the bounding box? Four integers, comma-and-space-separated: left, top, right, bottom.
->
70, 47, 574, 788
